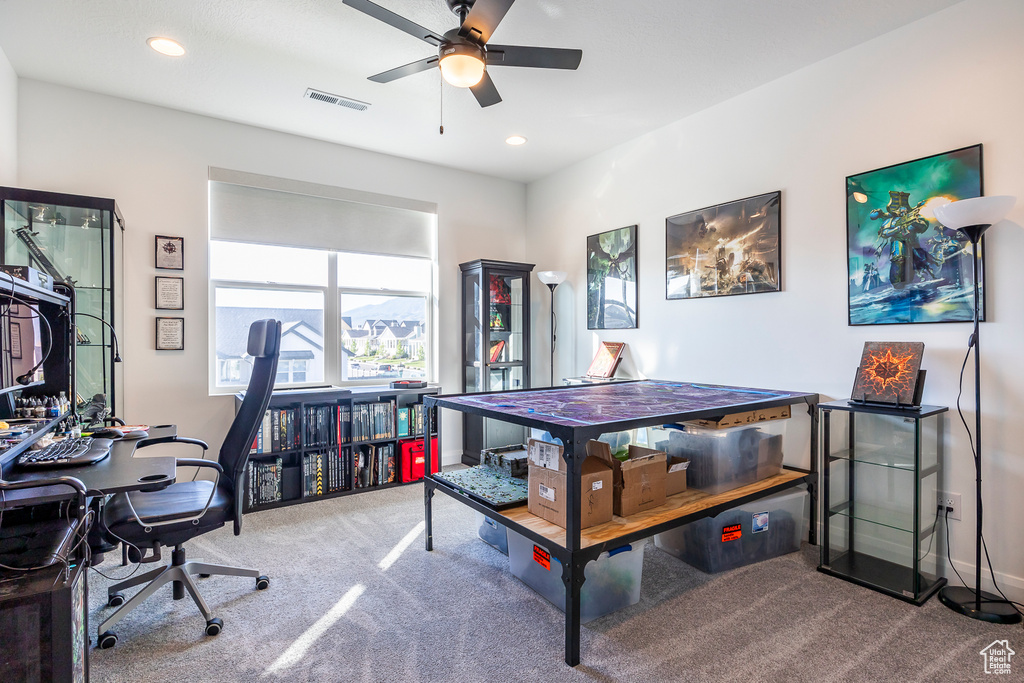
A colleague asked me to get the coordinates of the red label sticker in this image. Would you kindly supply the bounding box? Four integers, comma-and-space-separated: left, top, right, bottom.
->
533, 545, 551, 570
722, 523, 742, 542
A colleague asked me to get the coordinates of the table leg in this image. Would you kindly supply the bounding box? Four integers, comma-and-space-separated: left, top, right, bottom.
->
424, 481, 435, 552
424, 406, 436, 552
561, 556, 585, 666
808, 399, 819, 546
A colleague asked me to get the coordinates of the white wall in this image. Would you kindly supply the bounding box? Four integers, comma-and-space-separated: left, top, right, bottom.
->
526, 0, 1024, 598
16, 80, 526, 463
0, 46, 16, 184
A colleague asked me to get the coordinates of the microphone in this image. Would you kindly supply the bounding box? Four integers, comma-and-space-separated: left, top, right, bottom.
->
74, 313, 122, 362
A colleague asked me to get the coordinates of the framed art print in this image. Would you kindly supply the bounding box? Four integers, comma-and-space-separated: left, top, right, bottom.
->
155, 235, 184, 270
666, 191, 781, 300
587, 225, 637, 329
155, 317, 184, 350
155, 276, 184, 310
847, 144, 983, 325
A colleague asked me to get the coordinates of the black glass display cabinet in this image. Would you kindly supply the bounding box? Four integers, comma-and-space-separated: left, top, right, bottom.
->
460, 259, 534, 464
1, 187, 124, 415
818, 400, 947, 605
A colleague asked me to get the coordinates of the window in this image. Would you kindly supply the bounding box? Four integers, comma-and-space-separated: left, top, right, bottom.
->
208, 172, 437, 394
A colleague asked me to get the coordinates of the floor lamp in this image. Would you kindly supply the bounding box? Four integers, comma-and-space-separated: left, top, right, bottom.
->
932, 194, 1021, 624
537, 270, 567, 387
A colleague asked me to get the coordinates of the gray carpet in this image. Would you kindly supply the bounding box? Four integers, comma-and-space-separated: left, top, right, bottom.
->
86, 485, 1022, 682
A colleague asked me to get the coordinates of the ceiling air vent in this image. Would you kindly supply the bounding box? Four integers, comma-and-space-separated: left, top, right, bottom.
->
303, 88, 370, 112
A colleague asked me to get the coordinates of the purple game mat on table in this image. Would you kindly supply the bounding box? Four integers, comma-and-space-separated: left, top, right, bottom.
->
438, 380, 813, 428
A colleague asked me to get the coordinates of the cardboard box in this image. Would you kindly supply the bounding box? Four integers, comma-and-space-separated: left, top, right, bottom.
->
0, 265, 52, 290
684, 405, 791, 430
526, 439, 612, 530
665, 456, 689, 497
586, 441, 667, 517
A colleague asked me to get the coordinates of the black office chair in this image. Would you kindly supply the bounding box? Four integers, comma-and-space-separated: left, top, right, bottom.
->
96, 319, 281, 648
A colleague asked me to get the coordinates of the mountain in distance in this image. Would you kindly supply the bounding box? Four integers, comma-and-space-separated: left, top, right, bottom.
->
345, 297, 424, 327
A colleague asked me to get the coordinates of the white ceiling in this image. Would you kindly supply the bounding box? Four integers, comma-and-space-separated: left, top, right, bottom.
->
0, 0, 962, 183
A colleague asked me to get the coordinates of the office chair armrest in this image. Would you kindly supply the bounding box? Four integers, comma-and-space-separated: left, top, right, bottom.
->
135, 435, 210, 451
174, 458, 224, 474
121, 467, 222, 531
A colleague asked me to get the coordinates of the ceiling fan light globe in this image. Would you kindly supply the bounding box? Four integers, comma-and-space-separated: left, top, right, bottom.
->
440, 53, 485, 88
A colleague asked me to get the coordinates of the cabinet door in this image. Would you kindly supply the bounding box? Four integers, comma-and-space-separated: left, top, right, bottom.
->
484, 269, 527, 391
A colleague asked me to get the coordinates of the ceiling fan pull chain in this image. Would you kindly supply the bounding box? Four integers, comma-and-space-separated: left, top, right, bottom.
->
439, 79, 444, 135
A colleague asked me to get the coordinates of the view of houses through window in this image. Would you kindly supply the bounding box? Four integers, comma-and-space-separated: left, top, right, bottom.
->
210, 241, 432, 391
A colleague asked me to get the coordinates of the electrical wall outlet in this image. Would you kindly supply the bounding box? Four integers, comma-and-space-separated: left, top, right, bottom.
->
938, 491, 962, 521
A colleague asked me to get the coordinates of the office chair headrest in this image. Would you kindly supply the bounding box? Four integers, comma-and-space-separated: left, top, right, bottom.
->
247, 319, 281, 358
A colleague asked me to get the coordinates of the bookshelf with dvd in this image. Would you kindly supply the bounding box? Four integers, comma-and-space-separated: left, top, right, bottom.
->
235, 384, 439, 513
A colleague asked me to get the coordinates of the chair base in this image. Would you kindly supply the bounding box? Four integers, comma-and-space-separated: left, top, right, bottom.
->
98, 545, 266, 641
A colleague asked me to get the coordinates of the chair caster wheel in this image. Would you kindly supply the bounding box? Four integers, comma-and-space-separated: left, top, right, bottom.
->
256, 575, 270, 590
199, 573, 211, 578
205, 618, 223, 636
98, 631, 117, 649
107, 592, 125, 608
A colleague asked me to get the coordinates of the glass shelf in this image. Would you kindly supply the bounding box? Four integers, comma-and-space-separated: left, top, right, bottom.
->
829, 501, 914, 533
828, 444, 915, 470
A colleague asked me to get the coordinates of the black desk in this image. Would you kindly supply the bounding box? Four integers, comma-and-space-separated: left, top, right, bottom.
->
1, 426, 179, 508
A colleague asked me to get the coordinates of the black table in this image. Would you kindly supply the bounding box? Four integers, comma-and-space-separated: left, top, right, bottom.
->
1, 425, 179, 508
423, 380, 819, 666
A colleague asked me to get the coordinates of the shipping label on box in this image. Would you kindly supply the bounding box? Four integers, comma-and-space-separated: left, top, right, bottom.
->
686, 405, 791, 430
528, 438, 564, 471
527, 455, 612, 530
586, 441, 667, 517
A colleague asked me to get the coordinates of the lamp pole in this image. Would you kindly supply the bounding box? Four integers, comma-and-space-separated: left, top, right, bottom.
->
537, 271, 567, 387
933, 195, 1020, 624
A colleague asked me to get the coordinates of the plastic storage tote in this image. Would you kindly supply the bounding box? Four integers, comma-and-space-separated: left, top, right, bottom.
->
507, 530, 645, 622
654, 487, 807, 573
654, 424, 783, 494
476, 512, 509, 555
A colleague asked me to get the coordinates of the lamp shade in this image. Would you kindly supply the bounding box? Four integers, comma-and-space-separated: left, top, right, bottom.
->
933, 195, 1016, 229
537, 270, 568, 286
439, 53, 485, 88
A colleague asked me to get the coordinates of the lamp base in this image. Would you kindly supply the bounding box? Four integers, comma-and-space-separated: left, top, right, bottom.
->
939, 586, 1022, 624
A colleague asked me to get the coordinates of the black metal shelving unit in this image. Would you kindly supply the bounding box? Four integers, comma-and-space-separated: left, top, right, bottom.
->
423, 381, 819, 666
237, 385, 439, 513
818, 400, 946, 605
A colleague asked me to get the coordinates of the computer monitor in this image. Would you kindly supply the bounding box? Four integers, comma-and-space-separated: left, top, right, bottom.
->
1, 301, 45, 395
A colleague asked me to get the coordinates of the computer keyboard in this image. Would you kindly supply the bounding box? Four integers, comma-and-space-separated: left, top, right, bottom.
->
17, 436, 113, 469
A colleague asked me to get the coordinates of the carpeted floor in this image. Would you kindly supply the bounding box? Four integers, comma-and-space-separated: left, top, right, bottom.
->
86, 485, 1022, 682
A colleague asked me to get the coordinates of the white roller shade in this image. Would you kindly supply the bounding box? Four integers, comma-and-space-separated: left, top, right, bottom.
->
209, 168, 436, 258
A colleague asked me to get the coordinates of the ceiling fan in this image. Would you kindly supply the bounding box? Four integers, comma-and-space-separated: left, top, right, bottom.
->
342, 0, 583, 107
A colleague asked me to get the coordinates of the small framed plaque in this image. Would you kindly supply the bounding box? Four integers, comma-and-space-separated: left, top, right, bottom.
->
155, 316, 185, 350
10, 322, 22, 359
155, 235, 184, 270
155, 276, 184, 310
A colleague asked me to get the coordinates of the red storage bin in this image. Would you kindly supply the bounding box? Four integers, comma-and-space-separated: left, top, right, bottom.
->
400, 437, 439, 482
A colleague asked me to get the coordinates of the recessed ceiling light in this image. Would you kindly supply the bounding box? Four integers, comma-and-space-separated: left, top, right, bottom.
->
506, 135, 527, 146
147, 37, 185, 57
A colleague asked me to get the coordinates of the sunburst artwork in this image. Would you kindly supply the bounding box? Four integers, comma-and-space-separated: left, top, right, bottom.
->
851, 341, 925, 405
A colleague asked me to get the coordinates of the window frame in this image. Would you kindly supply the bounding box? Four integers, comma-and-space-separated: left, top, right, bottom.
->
209, 245, 435, 395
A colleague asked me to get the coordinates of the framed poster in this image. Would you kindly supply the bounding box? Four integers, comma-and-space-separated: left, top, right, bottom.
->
155, 276, 184, 310
155, 317, 184, 350
847, 144, 983, 325
155, 235, 184, 270
666, 191, 781, 300
587, 225, 637, 329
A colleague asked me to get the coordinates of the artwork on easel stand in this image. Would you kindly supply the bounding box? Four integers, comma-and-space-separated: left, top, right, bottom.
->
847, 144, 983, 325
851, 341, 926, 407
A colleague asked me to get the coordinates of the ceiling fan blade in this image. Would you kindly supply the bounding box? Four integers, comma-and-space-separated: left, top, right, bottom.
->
486, 44, 582, 70
470, 72, 502, 108
458, 0, 514, 44
369, 56, 439, 83
342, 0, 444, 45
